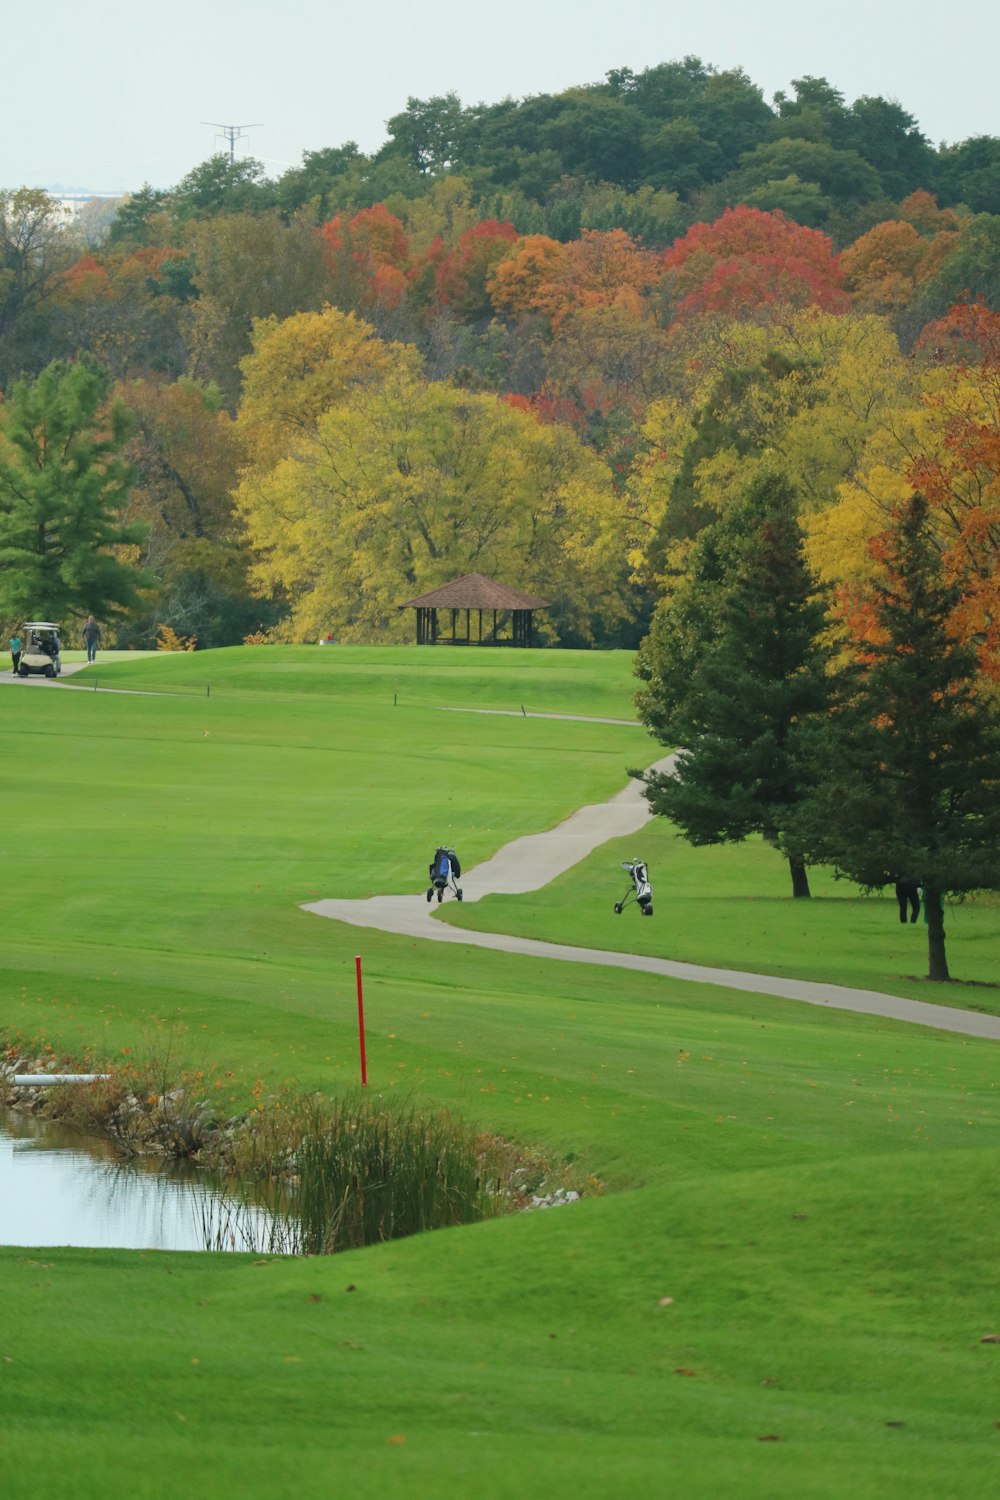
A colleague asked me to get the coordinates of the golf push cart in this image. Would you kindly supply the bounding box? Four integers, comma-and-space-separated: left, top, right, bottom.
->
614, 858, 653, 916
427, 846, 463, 904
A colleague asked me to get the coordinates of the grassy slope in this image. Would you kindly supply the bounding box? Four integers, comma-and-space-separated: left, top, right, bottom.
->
1, 647, 998, 1499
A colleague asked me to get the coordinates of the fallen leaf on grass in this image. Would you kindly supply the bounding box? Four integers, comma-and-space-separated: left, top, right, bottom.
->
388, 1435, 407, 1445
659, 1297, 674, 1306
674, 1368, 696, 1377
980, 1334, 1000, 1343
757, 1434, 781, 1442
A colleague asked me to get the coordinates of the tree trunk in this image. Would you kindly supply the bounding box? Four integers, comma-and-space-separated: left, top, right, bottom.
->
924, 886, 950, 981
788, 853, 811, 899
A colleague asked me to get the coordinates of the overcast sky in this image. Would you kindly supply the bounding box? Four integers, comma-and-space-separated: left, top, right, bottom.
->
6, 0, 998, 194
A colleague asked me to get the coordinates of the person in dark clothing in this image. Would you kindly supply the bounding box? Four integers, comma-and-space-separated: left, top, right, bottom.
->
82, 616, 101, 663
894, 880, 921, 924
10, 632, 22, 674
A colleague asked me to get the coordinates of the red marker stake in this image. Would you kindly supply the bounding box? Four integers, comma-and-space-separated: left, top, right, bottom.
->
355, 954, 368, 1086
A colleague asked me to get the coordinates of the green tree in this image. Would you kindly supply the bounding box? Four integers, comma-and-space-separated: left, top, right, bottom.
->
795, 494, 1000, 979
274, 143, 367, 220
704, 139, 882, 223
0, 358, 148, 625
936, 136, 1000, 215
0, 188, 76, 382
380, 94, 468, 176
105, 185, 170, 248
168, 154, 275, 221
636, 471, 834, 897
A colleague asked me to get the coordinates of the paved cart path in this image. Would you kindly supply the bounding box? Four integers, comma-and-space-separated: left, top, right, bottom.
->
304, 758, 1000, 1042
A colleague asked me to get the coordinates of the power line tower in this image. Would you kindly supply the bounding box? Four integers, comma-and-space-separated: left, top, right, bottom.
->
202, 122, 263, 163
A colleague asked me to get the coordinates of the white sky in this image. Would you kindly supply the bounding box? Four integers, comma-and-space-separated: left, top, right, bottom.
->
6, 0, 998, 194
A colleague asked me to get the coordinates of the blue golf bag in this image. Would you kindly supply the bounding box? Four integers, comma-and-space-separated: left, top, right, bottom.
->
427, 846, 462, 904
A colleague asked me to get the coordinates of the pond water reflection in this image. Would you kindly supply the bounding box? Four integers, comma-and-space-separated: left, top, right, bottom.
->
0, 1111, 290, 1253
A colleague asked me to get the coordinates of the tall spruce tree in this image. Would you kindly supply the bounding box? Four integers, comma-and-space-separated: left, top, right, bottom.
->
795, 494, 1000, 980
635, 470, 833, 897
0, 357, 147, 627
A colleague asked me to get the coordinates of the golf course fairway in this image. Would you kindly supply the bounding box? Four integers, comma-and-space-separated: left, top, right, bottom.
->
1, 646, 997, 1500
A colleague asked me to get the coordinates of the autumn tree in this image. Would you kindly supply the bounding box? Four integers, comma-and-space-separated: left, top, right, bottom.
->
627, 310, 913, 584
0, 358, 147, 625
636, 471, 834, 898
840, 219, 957, 314
909, 302, 1000, 674
234, 304, 398, 470
46, 247, 191, 381
235, 347, 626, 644
803, 301, 1000, 679
659, 206, 848, 319
182, 213, 330, 404
320, 203, 411, 317
433, 219, 520, 322
797, 495, 1000, 979
111, 376, 272, 646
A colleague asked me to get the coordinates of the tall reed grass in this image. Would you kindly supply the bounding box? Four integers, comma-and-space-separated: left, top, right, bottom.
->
294, 1094, 518, 1253
5, 1037, 554, 1256
213, 1091, 543, 1254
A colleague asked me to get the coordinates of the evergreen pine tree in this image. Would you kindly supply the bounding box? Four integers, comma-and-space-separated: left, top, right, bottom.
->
0, 357, 148, 626
636, 470, 833, 897
795, 494, 1000, 980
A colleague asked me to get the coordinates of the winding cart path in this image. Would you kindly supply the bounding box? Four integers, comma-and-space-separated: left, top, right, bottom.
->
303, 754, 1000, 1042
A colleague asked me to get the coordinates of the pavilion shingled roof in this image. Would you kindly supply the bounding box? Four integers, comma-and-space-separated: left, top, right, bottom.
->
398, 572, 550, 611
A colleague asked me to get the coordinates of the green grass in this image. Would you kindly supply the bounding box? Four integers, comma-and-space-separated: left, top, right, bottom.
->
441, 817, 1000, 1014
70, 642, 642, 718
1, 645, 998, 1499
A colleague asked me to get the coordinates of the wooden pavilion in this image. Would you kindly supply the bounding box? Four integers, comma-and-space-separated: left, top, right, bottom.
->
398, 572, 551, 646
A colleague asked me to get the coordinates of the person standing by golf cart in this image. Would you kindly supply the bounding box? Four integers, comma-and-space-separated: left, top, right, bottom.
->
10, 631, 22, 675
82, 616, 101, 663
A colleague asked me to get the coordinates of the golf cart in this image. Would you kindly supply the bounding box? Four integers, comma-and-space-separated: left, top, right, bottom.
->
18, 622, 62, 678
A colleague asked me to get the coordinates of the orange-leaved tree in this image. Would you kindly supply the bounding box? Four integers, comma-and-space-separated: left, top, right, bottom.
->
840, 219, 958, 314
320, 203, 411, 314
908, 301, 1000, 676
433, 219, 520, 322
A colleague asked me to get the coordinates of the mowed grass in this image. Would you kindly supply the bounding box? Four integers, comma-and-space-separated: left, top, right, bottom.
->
71, 642, 642, 718
1, 646, 998, 1500
442, 818, 1000, 1014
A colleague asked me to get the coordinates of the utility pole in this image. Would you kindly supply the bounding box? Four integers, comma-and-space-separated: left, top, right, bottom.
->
202, 122, 262, 163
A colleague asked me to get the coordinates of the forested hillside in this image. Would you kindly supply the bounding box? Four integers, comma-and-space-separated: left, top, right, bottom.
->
1, 56, 999, 659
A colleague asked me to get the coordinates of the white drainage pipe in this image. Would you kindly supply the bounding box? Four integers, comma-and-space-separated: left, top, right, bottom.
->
10, 1074, 111, 1086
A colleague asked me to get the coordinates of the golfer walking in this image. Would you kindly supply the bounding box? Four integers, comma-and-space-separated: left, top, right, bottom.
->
82, 616, 102, 663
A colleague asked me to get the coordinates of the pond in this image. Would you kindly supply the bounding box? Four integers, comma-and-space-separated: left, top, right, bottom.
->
0, 1111, 291, 1253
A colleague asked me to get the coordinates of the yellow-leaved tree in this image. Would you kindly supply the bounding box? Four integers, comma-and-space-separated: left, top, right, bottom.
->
235, 340, 627, 644
235, 304, 400, 471
625, 310, 915, 587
